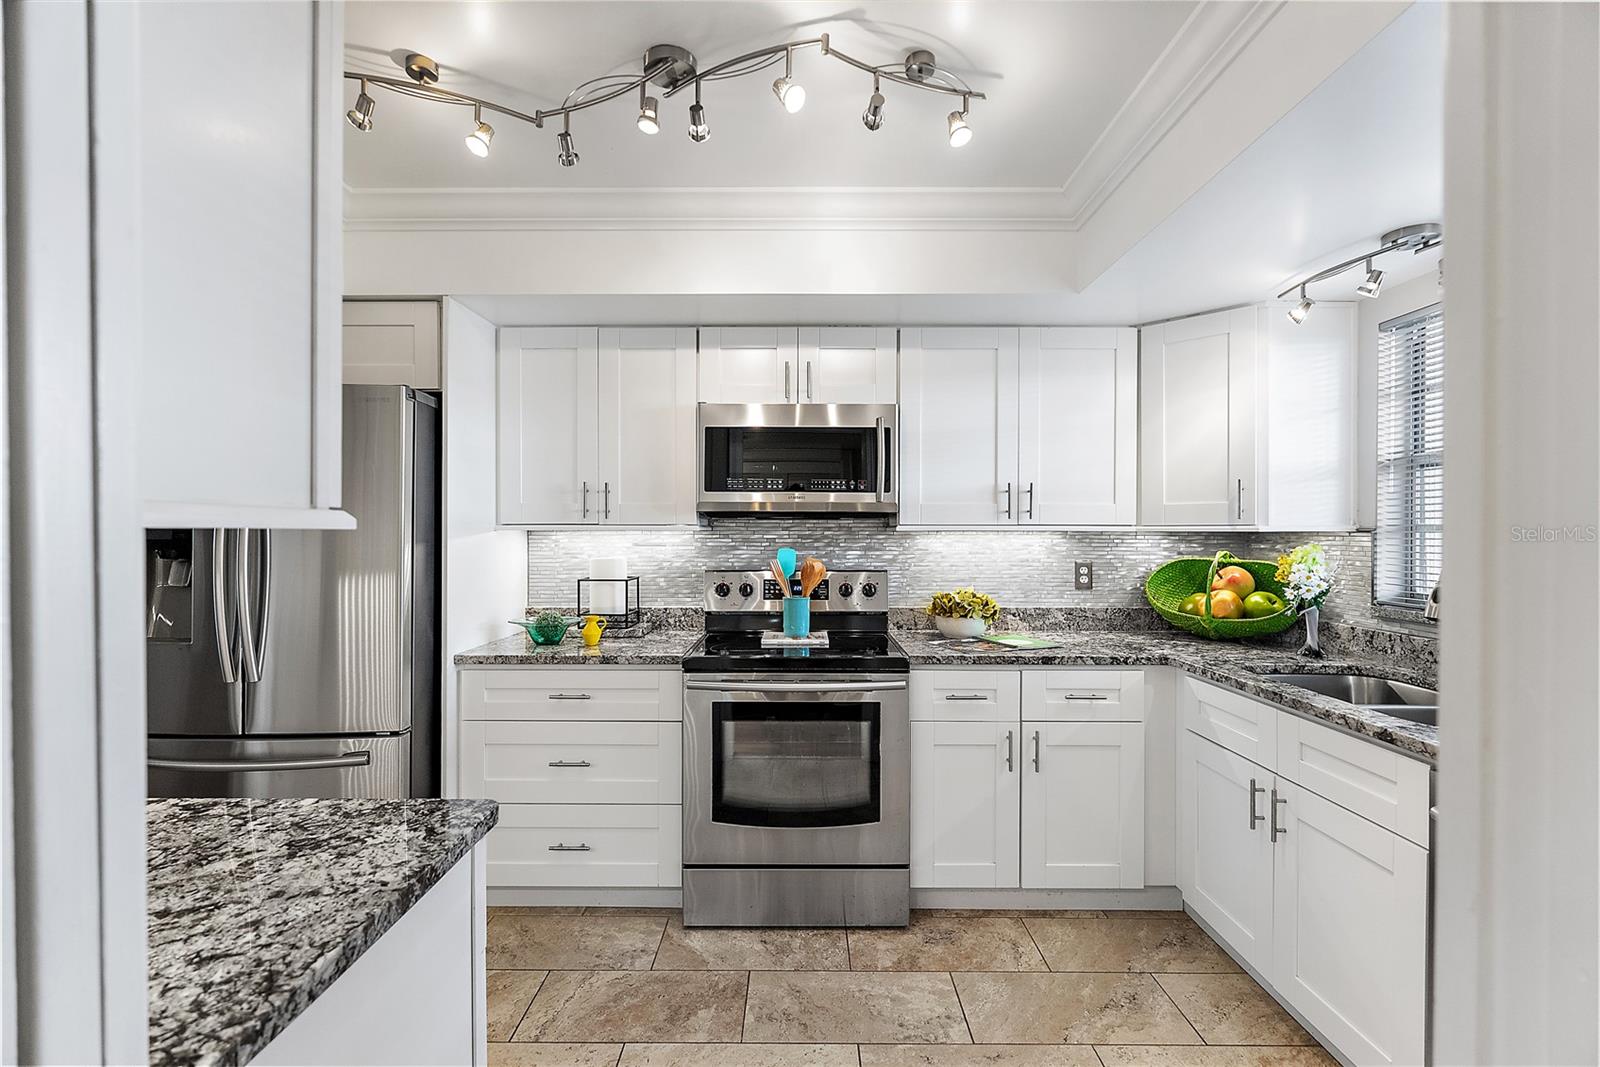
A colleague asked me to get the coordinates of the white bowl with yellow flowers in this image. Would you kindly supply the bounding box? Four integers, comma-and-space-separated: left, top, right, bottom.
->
926, 589, 1001, 639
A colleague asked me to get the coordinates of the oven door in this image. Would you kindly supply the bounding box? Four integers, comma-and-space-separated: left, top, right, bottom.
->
697, 403, 897, 515
683, 675, 910, 866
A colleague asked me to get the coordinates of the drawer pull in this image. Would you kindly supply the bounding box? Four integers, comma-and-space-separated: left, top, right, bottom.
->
548, 842, 592, 852
944, 694, 989, 701
549, 693, 592, 701
548, 759, 592, 768
1061, 693, 1110, 701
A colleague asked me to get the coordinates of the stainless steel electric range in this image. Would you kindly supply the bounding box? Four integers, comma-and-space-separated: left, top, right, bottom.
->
681, 569, 910, 927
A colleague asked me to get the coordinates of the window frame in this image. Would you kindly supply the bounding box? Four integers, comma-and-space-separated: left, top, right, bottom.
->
1373, 302, 1444, 614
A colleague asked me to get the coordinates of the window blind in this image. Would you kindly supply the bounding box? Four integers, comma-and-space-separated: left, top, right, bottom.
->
1374, 304, 1444, 612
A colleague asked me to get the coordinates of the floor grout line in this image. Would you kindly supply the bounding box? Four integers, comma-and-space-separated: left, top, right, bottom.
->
948, 971, 976, 1045
1148, 970, 1208, 1045
503, 968, 549, 1043
1019, 914, 1053, 971
739, 969, 750, 1042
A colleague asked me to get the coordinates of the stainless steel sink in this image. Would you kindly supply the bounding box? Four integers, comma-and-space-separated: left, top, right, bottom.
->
1261, 673, 1438, 727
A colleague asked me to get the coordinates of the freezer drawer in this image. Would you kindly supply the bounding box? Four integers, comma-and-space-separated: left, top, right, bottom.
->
147, 734, 410, 799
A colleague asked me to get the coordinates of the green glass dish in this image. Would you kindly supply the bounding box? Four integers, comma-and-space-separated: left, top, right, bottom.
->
508, 615, 580, 646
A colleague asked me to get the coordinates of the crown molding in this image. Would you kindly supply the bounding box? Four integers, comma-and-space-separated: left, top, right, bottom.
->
1058, 0, 1283, 227
342, 185, 1076, 232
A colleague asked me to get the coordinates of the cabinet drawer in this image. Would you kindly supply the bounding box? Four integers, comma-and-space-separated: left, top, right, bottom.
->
1183, 678, 1278, 767
1023, 670, 1145, 722
485, 804, 682, 888
461, 721, 681, 805
910, 670, 1021, 722
1276, 712, 1430, 847
461, 669, 681, 721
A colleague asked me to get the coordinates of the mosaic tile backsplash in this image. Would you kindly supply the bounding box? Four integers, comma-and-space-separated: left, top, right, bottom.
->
526, 520, 1429, 637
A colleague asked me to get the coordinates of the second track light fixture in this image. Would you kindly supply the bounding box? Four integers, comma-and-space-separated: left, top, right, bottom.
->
344, 34, 985, 169
1278, 223, 1442, 324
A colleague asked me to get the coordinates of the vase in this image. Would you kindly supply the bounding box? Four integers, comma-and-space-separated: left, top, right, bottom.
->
1298, 605, 1324, 658
934, 616, 987, 640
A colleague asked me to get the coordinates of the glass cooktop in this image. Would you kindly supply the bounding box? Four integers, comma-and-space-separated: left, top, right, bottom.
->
682, 630, 910, 674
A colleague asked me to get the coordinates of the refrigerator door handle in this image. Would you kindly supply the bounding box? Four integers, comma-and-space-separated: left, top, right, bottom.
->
253, 530, 272, 674
236, 529, 262, 684
147, 751, 372, 773
212, 529, 238, 684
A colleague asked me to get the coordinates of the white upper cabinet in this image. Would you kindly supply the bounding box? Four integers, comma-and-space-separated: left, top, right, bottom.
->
899, 328, 1020, 525
498, 327, 694, 525
1258, 303, 1357, 530
1019, 327, 1138, 525
697, 327, 798, 404
497, 327, 600, 525
1140, 308, 1258, 526
343, 301, 441, 389
134, 0, 347, 528
597, 328, 697, 525
797, 327, 898, 404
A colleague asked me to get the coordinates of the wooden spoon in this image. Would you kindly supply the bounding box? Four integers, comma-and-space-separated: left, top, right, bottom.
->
800, 557, 827, 598
769, 559, 790, 594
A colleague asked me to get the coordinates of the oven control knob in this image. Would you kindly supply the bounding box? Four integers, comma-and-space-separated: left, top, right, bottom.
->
713, 582, 731, 599
739, 582, 755, 598
838, 582, 854, 599
861, 581, 879, 599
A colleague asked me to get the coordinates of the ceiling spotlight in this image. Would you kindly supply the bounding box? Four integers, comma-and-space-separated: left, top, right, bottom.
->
862, 76, 885, 131
1357, 259, 1385, 298
637, 91, 660, 135
465, 104, 494, 158
947, 94, 972, 147
772, 48, 805, 113
557, 115, 579, 167
346, 79, 375, 132
1288, 285, 1314, 324
688, 81, 709, 142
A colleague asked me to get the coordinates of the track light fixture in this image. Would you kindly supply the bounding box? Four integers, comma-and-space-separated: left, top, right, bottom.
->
1279, 224, 1442, 319
947, 95, 973, 147
1356, 259, 1385, 298
772, 48, 806, 113
345, 36, 986, 166
346, 79, 375, 132
1288, 286, 1314, 325
861, 75, 885, 131
464, 104, 494, 157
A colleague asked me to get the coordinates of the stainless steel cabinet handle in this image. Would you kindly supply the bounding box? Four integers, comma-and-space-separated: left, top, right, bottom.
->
806, 359, 814, 400
212, 529, 238, 684
548, 759, 592, 768
1032, 730, 1041, 772
1249, 777, 1265, 829
548, 843, 591, 852
1003, 482, 1013, 519
236, 530, 262, 683
549, 693, 593, 700
146, 755, 371, 771
1005, 730, 1014, 772
581, 481, 590, 519
685, 679, 908, 693
944, 694, 989, 701
1237, 478, 1245, 520
1026, 481, 1035, 519
602, 482, 611, 520
1060, 693, 1109, 701
784, 361, 792, 401
1270, 788, 1288, 841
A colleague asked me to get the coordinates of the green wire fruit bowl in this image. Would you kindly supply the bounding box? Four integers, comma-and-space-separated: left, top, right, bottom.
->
1145, 551, 1299, 640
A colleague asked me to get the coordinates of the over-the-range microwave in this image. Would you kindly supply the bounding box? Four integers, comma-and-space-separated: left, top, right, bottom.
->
696, 403, 897, 517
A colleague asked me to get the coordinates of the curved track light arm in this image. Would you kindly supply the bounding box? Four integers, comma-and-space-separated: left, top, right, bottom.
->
1277, 228, 1442, 299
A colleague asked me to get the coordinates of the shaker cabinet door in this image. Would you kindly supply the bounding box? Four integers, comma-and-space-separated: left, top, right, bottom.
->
798, 327, 897, 404
343, 300, 442, 389
497, 327, 599, 524
698, 327, 798, 404
598, 327, 696, 525
1022, 721, 1145, 889
911, 720, 1022, 889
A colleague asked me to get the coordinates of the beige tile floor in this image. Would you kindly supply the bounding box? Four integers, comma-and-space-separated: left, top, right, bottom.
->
486, 907, 1336, 1067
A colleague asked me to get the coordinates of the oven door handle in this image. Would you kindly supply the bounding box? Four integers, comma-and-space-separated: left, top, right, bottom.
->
684, 679, 908, 693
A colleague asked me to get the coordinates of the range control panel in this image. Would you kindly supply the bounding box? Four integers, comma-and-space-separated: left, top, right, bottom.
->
704, 569, 888, 613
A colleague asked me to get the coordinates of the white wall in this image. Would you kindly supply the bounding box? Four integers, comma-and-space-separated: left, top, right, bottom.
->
440, 299, 526, 796
1355, 270, 1441, 530
1434, 4, 1598, 1063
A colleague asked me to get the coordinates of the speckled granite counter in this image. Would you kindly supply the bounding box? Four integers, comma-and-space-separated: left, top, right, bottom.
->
892, 628, 1439, 761
147, 797, 498, 1066
453, 628, 702, 665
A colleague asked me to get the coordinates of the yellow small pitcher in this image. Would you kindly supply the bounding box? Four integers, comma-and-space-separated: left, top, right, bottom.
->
579, 614, 607, 648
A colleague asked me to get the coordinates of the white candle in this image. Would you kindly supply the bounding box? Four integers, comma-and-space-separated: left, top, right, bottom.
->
589, 556, 627, 615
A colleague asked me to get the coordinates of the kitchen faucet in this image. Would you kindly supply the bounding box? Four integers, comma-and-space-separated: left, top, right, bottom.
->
1424, 584, 1440, 621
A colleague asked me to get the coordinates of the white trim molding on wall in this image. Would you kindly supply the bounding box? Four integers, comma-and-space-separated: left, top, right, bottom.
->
1434, 4, 1599, 1064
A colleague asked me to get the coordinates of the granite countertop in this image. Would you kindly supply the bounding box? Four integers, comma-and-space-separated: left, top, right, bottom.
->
891, 628, 1439, 761
453, 628, 703, 665
147, 797, 498, 1066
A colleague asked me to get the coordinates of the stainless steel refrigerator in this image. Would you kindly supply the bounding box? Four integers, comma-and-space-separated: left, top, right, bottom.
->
145, 385, 440, 799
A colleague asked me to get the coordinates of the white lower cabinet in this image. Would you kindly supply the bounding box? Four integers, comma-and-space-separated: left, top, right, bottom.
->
910, 668, 1145, 891
1177, 678, 1430, 1067
459, 668, 683, 889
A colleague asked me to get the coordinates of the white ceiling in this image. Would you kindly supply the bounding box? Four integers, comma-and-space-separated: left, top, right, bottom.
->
342, 1, 1198, 190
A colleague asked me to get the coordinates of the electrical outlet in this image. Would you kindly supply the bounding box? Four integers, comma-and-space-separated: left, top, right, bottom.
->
1075, 561, 1093, 590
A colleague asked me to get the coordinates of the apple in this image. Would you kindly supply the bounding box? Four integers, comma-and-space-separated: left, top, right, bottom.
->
1180, 592, 1209, 616
1211, 565, 1257, 598
1242, 591, 1286, 618
1208, 589, 1244, 620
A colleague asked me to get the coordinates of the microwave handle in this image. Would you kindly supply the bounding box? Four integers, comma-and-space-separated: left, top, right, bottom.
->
875, 417, 887, 502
